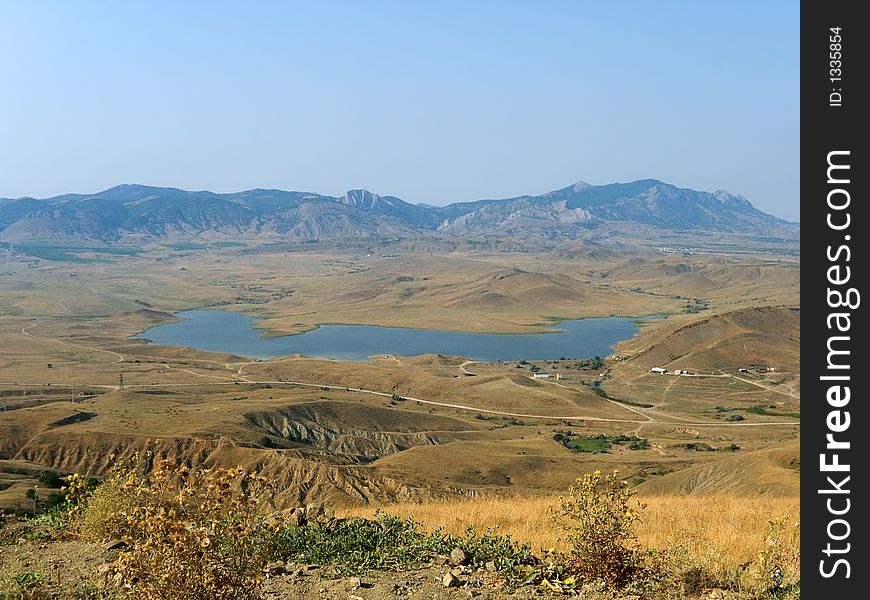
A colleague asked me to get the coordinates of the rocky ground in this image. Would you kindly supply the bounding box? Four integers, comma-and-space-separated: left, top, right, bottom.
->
0, 538, 739, 600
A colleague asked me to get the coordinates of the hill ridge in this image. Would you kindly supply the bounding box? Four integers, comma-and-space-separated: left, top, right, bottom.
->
0, 179, 799, 243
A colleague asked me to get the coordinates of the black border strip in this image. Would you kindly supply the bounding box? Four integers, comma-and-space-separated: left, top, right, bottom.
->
802, 2, 867, 596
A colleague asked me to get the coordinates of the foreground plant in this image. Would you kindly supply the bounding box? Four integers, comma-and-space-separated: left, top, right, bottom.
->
268, 510, 536, 580
72, 448, 273, 600
55, 454, 800, 599
117, 462, 271, 599
0, 571, 48, 600
552, 469, 645, 587
747, 516, 801, 598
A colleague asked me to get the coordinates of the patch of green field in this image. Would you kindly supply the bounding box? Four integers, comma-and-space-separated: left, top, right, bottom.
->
165, 241, 244, 250
557, 434, 610, 453
553, 432, 649, 454
166, 242, 208, 250
14, 244, 140, 262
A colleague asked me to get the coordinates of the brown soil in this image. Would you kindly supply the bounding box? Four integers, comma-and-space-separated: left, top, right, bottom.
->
0, 538, 677, 600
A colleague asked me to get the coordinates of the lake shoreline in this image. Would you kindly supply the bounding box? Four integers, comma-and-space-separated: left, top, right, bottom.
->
132, 309, 666, 362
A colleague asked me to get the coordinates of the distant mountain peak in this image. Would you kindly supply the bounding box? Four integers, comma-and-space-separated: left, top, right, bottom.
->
103, 183, 141, 191
339, 189, 387, 210
345, 188, 376, 197
102, 183, 172, 193
341, 188, 378, 201
0, 178, 798, 244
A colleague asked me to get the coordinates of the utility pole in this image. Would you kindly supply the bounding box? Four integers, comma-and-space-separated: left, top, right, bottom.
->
118, 373, 124, 391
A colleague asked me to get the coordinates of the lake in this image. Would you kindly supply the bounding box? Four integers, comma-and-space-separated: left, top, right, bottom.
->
133, 310, 661, 362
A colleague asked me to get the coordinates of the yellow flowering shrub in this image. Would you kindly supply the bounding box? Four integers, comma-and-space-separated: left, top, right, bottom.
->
62, 473, 95, 512
72, 446, 273, 599
70, 455, 141, 541
111, 460, 271, 599
552, 469, 645, 587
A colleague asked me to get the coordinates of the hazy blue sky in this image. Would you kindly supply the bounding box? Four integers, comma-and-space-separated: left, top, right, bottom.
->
0, 1, 799, 221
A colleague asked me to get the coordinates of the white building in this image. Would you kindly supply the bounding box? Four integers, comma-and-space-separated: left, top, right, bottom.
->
649, 367, 667, 374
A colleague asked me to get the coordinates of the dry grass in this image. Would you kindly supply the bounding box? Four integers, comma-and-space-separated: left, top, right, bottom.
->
636, 495, 799, 572
344, 493, 800, 572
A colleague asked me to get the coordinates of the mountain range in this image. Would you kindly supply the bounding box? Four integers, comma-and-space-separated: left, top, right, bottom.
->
0, 179, 798, 243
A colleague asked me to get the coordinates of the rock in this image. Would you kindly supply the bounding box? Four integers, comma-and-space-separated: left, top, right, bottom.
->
442, 572, 460, 588
316, 508, 336, 524
292, 509, 306, 527
466, 590, 480, 598
449, 548, 468, 566
450, 567, 464, 577
103, 539, 128, 551
270, 507, 307, 527
707, 591, 726, 600
266, 507, 302, 528
306, 503, 324, 519
485, 560, 497, 572
433, 554, 450, 566
264, 561, 288, 576
347, 576, 362, 589
96, 563, 112, 575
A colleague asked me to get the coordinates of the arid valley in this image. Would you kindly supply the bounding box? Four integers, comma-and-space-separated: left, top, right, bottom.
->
0, 4, 805, 596
0, 230, 800, 502
0, 182, 800, 599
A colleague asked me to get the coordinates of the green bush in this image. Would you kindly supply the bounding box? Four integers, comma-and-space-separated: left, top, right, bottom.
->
0, 572, 50, 600
37, 471, 65, 488
628, 438, 650, 450
268, 512, 535, 577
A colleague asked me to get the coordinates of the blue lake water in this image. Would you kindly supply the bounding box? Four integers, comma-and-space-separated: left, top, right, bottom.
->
133, 310, 661, 362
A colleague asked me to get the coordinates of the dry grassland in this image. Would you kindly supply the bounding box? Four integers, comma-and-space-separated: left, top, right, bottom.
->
345, 493, 800, 572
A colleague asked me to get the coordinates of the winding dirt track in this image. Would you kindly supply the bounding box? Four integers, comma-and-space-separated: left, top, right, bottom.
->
21, 318, 126, 363
729, 373, 800, 399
